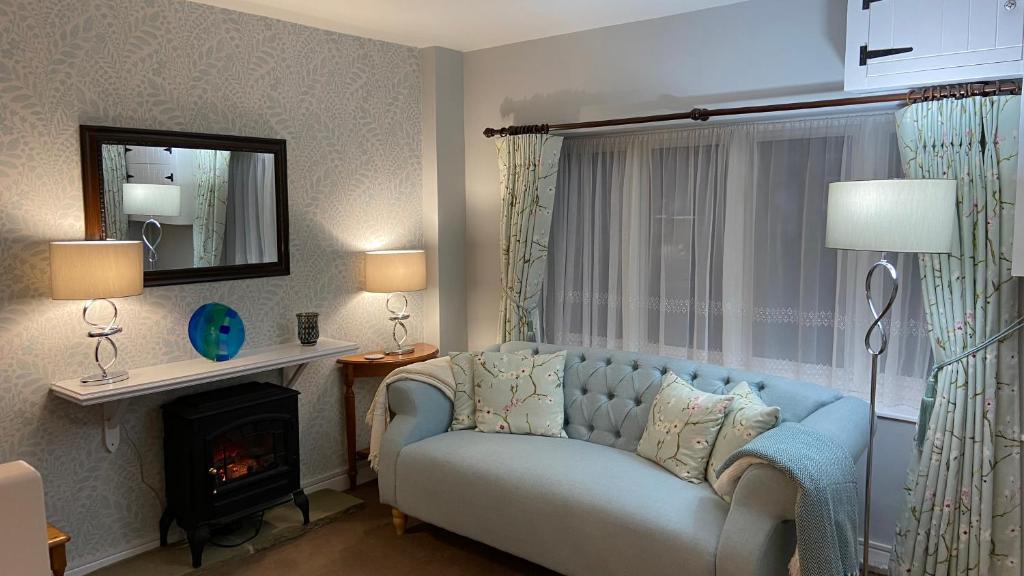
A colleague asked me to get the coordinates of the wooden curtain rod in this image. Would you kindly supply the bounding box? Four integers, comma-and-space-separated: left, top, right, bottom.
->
482, 79, 1022, 138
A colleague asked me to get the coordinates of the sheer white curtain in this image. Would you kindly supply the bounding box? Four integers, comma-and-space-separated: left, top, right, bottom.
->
545, 113, 932, 416
545, 127, 730, 358
224, 151, 278, 265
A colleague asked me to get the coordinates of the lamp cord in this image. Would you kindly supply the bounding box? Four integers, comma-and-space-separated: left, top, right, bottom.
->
123, 423, 266, 549
208, 512, 266, 548
121, 423, 165, 509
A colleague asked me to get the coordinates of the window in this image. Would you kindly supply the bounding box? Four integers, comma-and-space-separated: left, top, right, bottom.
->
545, 114, 931, 418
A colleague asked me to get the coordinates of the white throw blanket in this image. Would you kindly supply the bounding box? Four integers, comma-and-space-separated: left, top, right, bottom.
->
365, 356, 455, 471
712, 455, 767, 502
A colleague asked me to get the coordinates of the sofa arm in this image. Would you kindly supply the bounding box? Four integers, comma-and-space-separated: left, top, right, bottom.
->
716, 464, 799, 576
377, 380, 453, 506
0, 461, 50, 576
717, 396, 869, 576
800, 396, 870, 461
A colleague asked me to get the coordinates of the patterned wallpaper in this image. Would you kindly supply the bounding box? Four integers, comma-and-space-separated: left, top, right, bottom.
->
0, 0, 421, 568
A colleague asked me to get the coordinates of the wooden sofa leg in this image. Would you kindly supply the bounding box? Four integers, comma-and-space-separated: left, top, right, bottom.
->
391, 508, 407, 535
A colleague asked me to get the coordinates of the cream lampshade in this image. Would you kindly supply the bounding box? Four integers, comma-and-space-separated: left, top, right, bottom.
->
365, 249, 426, 355
122, 183, 182, 270
50, 241, 144, 300
824, 178, 956, 575
50, 241, 143, 384
365, 250, 427, 293
122, 183, 182, 217
825, 179, 956, 253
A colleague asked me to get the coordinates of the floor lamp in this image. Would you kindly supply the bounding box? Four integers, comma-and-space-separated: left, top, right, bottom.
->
824, 179, 957, 574
123, 183, 182, 270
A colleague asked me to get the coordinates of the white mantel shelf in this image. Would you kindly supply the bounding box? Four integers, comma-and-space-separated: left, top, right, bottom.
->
51, 338, 359, 452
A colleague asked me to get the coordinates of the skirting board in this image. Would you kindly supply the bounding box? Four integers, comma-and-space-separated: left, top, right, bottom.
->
860, 539, 893, 572
65, 466, 362, 576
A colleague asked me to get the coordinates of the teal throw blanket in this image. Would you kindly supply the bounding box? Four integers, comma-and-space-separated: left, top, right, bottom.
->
717, 422, 860, 576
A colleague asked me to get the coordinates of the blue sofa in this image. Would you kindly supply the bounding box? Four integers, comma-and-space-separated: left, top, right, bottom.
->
378, 342, 869, 576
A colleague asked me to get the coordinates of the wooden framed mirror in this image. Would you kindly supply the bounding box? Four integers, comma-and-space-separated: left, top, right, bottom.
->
80, 125, 289, 287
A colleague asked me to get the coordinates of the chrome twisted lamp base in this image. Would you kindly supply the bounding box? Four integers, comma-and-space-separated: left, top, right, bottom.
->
141, 217, 162, 270
861, 258, 898, 575
385, 292, 414, 355
81, 298, 128, 385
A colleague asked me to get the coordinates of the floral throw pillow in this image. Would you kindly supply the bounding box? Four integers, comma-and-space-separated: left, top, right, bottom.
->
449, 352, 476, 431
706, 381, 780, 486
473, 350, 566, 437
636, 372, 734, 484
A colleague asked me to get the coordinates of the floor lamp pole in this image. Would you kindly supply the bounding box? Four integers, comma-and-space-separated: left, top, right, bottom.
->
141, 217, 162, 271
862, 258, 898, 575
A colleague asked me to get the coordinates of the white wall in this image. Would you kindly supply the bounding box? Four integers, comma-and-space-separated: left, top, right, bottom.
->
421, 47, 468, 353
461, 0, 914, 563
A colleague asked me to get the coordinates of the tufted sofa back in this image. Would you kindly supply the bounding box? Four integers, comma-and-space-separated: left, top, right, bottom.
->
494, 341, 845, 452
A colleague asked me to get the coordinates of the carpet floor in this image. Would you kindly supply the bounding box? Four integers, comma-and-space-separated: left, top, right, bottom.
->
205, 481, 556, 576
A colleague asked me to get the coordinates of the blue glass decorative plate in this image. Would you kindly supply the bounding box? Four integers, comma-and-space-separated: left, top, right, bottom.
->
188, 302, 245, 362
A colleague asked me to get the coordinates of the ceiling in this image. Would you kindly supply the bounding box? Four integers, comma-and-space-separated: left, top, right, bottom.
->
189, 0, 746, 51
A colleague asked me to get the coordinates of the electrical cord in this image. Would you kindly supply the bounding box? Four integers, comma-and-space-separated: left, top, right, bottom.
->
123, 421, 266, 549
209, 511, 266, 548
121, 423, 165, 509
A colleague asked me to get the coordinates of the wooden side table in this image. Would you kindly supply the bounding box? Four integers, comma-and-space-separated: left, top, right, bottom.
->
337, 343, 439, 489
47, 523, 69, 576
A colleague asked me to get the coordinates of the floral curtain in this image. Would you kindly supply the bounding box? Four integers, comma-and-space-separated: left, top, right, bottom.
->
100, 144, 129, 239
192, 149, 230, 267
891, 96, 1021, 575
496, 134, 563, 342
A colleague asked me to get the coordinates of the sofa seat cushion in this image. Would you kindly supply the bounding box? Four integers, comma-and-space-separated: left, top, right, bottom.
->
395, 431, 729, 576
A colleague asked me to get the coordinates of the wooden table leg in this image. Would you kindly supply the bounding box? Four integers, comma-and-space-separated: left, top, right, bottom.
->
49, 542, 67, 576
344, 365, 357, 489
47, 523, 70, 576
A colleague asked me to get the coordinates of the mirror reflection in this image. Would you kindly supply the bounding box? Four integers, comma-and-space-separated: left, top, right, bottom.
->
100, 144, 278, 271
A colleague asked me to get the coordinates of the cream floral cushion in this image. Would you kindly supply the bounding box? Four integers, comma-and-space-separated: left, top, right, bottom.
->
449, 352, 476, 431
473, 350, 566, 437
636, 372, 734, 484
706, 381, 780, 486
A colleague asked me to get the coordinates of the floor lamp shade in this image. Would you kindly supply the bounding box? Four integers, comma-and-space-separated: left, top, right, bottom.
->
825, 179, 957, 253
122, 183, 182, 217
50, 241, 143, 300
364, 250, 427, 293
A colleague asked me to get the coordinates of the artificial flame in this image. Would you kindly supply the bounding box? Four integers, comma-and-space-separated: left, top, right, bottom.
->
213, 443, 261, 482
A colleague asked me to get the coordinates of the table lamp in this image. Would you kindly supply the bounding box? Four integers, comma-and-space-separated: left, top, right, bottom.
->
50, 241, 144, 385
122, 183, 181, 270
364, 249, 426, 355
825, 179, 956, 574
